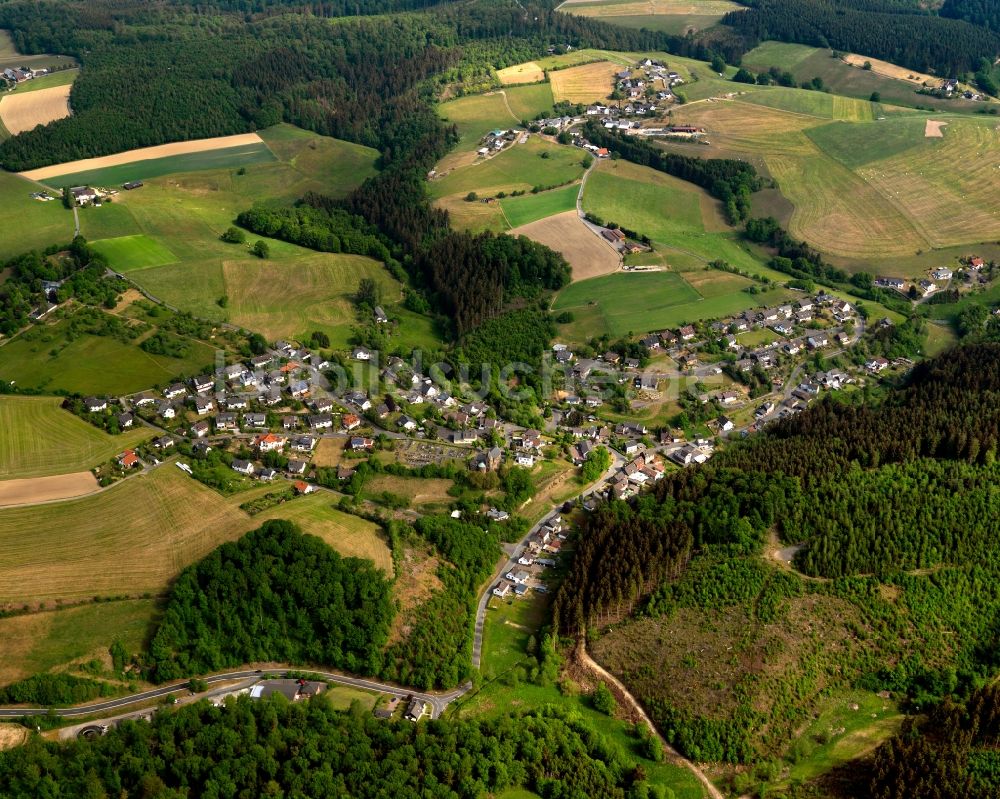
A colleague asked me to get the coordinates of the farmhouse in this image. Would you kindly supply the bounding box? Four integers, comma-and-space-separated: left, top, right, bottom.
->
601, 228, 626, 243
122, 181, 144, 190
70, 186, 99, 205
84, 397, 108, 413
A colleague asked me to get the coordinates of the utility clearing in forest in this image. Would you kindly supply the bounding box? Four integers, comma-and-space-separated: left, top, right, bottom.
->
0, 84, 71, 134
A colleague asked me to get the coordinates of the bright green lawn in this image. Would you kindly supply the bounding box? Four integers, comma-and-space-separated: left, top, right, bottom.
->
501, 184, 579, 228
90, 234, 178, 271
504, 83, 556, 122
552, 271, 701, 337
40, 143, 279, 189
429, 138, 586, 199
0, 315, 216, 394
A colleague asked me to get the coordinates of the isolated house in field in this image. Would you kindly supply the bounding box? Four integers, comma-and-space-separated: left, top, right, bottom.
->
70, 186, 98, 205
117, 450, 140, 469
293, 480, 315, 495
373, 306, 388, 324
353, 347, 372, 361
84, 397, 107, 413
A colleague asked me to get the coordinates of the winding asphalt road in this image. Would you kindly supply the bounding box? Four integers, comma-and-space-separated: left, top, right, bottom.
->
472, 449, 624, 669
0, 667, 464, 721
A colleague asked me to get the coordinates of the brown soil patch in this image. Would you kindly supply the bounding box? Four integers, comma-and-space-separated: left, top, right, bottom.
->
388, 544, 443, 645
0, 724, 28, 751
109, 288, 145, 314
311, 438, 346, 468
20, 132, 265, 181
497, 62, 545, 85
924, 119, 947, 138
0, 85, 71, 135
511, 210, 620, 281
0, 471, 100, 508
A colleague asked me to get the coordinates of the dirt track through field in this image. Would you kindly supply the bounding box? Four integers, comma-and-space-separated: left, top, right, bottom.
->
511, 210, 620, 281
0, 471, 99, 507
0, 85, 71, 134
20, 132, 265, 180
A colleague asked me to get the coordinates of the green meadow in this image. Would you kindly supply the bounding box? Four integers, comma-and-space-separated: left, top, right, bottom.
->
91, 234, 177, 271
39, 143, 278, 189
501, 184, 579, 228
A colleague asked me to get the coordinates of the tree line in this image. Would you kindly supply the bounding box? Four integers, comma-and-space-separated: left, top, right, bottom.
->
0, 699, 653, 799
723, 0, 1000, 76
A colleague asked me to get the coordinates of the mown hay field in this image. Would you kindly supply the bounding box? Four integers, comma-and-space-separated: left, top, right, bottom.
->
510, 210, 620, 282
496, 62, 544, 85
549, 61, 621, 104
0, 84, 71, 135
0, 466, 259, 605
222, 253, 396, 348
0, 396, 149, 480
667, 97, 998, 260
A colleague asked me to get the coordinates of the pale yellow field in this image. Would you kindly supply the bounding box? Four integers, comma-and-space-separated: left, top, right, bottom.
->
20, 133, 265, 180
497, 62, 545, 85
925, 119, 947, 138
0, 724, 28, 751
311, 438, 347, 468
564, 0, 741, 15
511, 210, 621, 281
0, 84, 70, 135
549, 62, 621, 104
674, 100, 819, 152
842, 53, 936, 86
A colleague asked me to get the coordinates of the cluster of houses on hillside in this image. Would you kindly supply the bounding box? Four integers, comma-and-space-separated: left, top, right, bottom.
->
492, 514, 567, 599
477, 128, 519, 157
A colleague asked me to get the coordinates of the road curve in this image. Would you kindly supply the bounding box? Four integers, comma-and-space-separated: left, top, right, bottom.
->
0, 667, 465, 721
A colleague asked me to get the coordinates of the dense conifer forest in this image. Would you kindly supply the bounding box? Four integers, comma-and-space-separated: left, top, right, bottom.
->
0, 699, 650, 799
723, 0, 1000, 75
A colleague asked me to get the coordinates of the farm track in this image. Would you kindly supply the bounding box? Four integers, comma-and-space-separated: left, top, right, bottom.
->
576, 642, 725, 799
